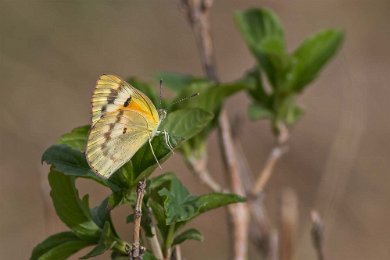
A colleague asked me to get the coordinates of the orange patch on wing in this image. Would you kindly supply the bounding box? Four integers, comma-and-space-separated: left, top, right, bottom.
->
123, 102, 157, 123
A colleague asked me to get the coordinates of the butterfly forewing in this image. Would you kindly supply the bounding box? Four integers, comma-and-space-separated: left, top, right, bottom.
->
91, 74, 159, 126
87, 74, 161, 178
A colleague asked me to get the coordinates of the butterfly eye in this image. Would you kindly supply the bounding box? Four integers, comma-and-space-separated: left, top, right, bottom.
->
124, 97, 132, 107
123, 127, 128, 134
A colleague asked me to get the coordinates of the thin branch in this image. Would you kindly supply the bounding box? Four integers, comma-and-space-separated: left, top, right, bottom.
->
311, 210, 325, 260
186, 153, 224, 192
220, 112, 250, 260
181, 1, 249, 259
279, 188, 299, 260
146, 207, 163, 260
130, 180, 147, 260
181, 0, 217, 81
234, 138, 275, 258
252, 124, 289, 196
268, 230, 279, 260
171, 245, 182, 260
251, 144, 288, 195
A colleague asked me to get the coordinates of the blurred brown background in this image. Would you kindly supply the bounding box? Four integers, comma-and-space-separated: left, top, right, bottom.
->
1, 0, 389, 259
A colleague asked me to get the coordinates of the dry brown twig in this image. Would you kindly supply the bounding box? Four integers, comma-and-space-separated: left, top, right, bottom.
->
181, 1, 249, 259
252, 123, 289, 196
186, 153, 223, 192
311, 210, 325, 260
130, 180, 147, 260
231, 119, 274, 258
279, 188, 299, 260
171, 246, 182, 260
146, 207, 163, 260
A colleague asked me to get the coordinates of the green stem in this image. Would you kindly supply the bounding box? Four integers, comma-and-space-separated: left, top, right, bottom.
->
164, 223, 176, 258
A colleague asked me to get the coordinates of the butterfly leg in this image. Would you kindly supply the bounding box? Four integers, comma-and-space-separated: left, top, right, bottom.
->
149, 137, 162, 169
163, 130, 175, 152
156, 130, 175, 153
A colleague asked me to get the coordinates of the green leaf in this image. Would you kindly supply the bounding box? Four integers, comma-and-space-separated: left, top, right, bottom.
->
289, 29, 344, 92
143, 251, 158, 260
235, 8, 290, 88
126, 214, 134, 223
48, 169, 101, 240
131, 108, 213, 182
91, 198, 110, 229
286, 103, 305, 125
107, 161, 134, 192
158, 176, 246, 225
158, 178, 198, 225
91, 194, 123, 236
172, 228, 203, 246
149, 172, 176, 191
161, 108, 213, 139
248, 103, 273, 121
58, 125, 90, 151
240, 68, 268, 103
173, 82, 245, 158
80, 222, 118, 259
196, 193, 246, 215
148, 199, 169, 239
235, 8, 284, 54
31, 232, 93, 260
42, 144, 108, 186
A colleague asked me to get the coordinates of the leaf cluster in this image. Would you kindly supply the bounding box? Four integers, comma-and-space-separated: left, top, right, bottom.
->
235, 8, 343, 134
33, 78, 244, 259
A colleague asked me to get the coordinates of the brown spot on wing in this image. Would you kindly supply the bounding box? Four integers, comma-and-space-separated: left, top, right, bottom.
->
104, 132, 111, 141
101, 105, 107, 114
107, 89, 118, 104
124, 97, 131, 107
99, 110, 124, 157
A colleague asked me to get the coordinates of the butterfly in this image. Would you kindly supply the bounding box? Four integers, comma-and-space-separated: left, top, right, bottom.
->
86, 74, 173, 179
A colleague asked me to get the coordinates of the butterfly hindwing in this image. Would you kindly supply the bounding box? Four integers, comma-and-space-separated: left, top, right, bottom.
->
86, 109, 155, 178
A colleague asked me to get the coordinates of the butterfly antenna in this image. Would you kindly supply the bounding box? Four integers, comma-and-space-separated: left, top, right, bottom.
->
172, 93, 199, 105
159, 79, 163, 109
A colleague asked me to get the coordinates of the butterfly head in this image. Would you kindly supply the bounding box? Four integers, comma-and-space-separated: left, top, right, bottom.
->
158, 109, 167, 121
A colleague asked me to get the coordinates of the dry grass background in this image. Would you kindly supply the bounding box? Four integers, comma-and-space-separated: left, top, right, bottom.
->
1, 0, 389, 259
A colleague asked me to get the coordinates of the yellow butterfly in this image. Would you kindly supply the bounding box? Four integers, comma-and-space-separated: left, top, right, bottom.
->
86, 74, 173, 179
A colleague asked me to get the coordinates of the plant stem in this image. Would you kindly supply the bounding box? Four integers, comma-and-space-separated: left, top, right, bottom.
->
233, 126, 279, 258
175, 245, 183, 260
251, 144, 288, 195
252, 123, 289, 196
165, 223, 176, 259
311, 210, 325, 260
130, 179, 146, 260
146, 207, 163, 260
279, 188, 298, 260
181, 1, 249, 259
186, 154, 224, 192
